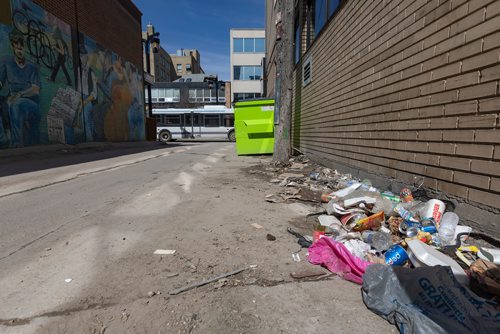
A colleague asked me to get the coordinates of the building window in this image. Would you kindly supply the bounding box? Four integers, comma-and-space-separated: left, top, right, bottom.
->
186, 64, 191, 72
315, 0, 327, 35
234, 93, 261, 101
254, 38, 265, 52
233, 38, 244, 52
328, 0, 341, 17
151, 88, 180, 102
177, 64, 182, 72
294, 16, 301, 64
233, 38, 265, 53
233, 66, 261, 80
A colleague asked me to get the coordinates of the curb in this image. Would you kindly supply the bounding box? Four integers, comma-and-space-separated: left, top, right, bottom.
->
0, 141, 155, 159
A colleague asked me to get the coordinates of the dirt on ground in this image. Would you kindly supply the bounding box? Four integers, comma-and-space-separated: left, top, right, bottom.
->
1, 146, 395, 334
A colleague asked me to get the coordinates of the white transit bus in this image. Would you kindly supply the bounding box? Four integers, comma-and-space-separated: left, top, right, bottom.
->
153, 106, 235, 143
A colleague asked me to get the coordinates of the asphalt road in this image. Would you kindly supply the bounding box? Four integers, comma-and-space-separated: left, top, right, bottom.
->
0, 141, 394, 334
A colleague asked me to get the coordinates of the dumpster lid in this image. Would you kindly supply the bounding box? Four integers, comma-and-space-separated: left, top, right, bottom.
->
234, 98, 275, 108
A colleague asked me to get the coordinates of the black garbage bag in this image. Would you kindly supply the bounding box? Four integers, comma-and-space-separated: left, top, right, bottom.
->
362, 264, 500, 334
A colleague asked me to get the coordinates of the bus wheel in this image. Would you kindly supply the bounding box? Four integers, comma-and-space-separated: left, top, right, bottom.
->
159, 130, 172, 143
228, 130, 236, 142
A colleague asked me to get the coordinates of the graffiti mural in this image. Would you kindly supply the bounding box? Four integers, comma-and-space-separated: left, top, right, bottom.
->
0, 0, 145, 149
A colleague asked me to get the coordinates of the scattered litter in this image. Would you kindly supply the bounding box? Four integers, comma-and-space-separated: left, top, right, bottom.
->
166, 272, 179, 278
262, 153, 500, 333
169, 266, 252, 295
251, 223, 263, 229
64, 278, 72, 283
287, 227, 312, 248
265, 194, 284, 203
308, 238, 372, 285
469, 259, 500, 297
290, 267, 327, 279
153, 249, 176, 255
147, 291, 156, 297
266, 233, 276, 241
213, 278, 228, 289
362, 264, 500, 334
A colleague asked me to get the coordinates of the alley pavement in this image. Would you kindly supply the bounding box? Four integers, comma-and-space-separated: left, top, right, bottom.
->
0, 141, 394, 334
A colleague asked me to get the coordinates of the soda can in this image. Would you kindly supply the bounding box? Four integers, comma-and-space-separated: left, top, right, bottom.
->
420, 199, 445, 225
420, 218, 438, 234
385, 245, 409, 266
310, 172, 320, 180
400, 187, 414, 202
340, 213, 367, 227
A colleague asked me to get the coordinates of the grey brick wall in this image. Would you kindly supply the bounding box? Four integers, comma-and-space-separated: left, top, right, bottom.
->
293, 0, 500, 208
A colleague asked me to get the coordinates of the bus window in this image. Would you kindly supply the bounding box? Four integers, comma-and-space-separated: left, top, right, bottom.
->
223, 115, 234, 127
184, 114, 201, 126
204, 114, 220, 127
162, 115, 181, 126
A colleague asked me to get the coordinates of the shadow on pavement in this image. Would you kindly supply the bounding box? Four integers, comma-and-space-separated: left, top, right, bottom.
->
0, 141, 191, 178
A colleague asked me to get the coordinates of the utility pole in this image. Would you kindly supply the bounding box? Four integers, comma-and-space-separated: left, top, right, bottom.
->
273, 0, 294, 163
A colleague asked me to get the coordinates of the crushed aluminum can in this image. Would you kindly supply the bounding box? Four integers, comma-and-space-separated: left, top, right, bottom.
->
400, 187, 414, 202
309, 172, 320, 180
385, 245, 409, 266
340, 213, 367, 227
405, 227, 420, 238
399, 220, 421, 236
420, 218, 438, 234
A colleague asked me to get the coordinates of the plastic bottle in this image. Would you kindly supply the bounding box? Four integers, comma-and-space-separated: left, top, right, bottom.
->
438, 212, 459, 245
361, 231, 392, 251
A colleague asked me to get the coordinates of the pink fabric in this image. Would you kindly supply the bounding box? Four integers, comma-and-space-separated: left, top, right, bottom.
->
308, 237, 373, 284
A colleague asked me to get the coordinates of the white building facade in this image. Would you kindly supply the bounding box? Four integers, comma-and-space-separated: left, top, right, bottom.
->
229, 28, 265, 103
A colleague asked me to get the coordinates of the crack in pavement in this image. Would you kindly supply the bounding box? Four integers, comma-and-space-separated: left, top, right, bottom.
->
0, 276, 334, 327
0, 214, 83, 261
0, 302, 118, 327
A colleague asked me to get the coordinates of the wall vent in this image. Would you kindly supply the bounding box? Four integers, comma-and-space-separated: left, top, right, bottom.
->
302, 56, 312, 87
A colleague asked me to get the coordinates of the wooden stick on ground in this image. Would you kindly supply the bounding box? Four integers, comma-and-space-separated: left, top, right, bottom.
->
169, 266, 251, 295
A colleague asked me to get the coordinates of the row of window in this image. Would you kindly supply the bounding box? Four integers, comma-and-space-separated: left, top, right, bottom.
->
157, 114, 234, 128
176, 64, 191, 73
145, 88, 225, 103
233, 38, 265, 53
188, 88, 225, 103
295, 0, 342, 63
233, 66, 261, 81
233, 93, 261, 101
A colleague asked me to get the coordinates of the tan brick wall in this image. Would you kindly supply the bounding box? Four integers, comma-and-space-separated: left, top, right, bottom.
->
293, 0, 500, 208
34, 0, 143, 67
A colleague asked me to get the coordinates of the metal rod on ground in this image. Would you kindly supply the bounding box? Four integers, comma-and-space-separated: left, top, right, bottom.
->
169, 266, 252, 295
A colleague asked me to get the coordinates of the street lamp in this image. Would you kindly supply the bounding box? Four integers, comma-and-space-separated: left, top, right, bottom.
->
206, 75, 224, 105
142, 26, 160, 117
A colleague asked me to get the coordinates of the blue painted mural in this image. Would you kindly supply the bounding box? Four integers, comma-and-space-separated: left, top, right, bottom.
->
0, 0, 145, 148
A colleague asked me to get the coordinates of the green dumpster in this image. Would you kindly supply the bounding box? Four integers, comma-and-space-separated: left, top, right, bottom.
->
234, 99, 275, 155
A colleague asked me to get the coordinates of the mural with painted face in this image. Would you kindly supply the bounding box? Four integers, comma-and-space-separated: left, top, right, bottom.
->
0, 0, 145, 148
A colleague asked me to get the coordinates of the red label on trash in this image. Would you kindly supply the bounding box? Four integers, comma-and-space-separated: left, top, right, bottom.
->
432, 203, 443, 224
313, 230, 325, 242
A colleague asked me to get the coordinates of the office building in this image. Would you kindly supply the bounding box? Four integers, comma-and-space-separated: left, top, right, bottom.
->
230, 28, 265, 103
170, 49, 203, 77
143, 24, 177, 83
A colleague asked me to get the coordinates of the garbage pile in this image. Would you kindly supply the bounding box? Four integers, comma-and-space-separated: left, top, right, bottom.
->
265, 156, 500, 333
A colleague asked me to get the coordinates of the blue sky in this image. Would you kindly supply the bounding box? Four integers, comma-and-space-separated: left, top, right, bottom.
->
133, 0, 265, 81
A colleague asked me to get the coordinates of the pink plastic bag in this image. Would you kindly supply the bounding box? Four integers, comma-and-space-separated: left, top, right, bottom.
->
308, 237, 373, 284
